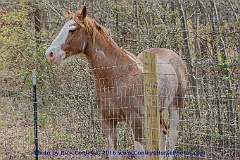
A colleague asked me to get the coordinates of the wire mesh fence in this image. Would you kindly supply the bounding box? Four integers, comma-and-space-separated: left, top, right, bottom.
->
0, 58, 239, 160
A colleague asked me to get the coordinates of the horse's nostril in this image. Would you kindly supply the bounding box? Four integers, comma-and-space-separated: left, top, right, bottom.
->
49, 52, 54, 58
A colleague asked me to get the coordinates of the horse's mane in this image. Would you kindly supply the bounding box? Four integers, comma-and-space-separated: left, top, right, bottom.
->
68, 10, 109, 43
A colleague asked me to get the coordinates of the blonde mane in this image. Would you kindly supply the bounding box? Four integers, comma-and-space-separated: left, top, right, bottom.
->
68, 10, 109, 43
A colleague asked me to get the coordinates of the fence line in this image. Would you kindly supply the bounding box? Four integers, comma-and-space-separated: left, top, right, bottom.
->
0, 60, 239, 159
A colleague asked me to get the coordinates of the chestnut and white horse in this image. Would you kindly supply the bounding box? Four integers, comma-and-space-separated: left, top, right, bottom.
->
45, 6, 188, 160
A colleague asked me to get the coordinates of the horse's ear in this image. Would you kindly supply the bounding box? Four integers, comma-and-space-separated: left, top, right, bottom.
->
78, 6, 87, 20
82, 6, 88, 19
67, 8, 73, 19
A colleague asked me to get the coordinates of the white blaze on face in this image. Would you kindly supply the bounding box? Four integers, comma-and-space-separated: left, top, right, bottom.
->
45, 19, 76, 64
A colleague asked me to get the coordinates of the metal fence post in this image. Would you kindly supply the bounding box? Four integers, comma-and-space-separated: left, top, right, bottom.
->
32, 69, 38, 160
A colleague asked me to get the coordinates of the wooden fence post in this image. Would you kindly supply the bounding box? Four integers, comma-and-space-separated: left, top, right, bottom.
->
143, 51, 161, 160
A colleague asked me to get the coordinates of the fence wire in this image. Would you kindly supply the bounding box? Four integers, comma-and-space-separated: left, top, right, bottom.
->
0, 59, 239, 160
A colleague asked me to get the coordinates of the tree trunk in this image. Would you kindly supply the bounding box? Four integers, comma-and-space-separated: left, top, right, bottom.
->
176, 0, 199, 115
210, 0, 223, 136
33, 8, 41, 56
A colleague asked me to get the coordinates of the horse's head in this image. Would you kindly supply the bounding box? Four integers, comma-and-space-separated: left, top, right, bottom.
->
45, 6, 90, 64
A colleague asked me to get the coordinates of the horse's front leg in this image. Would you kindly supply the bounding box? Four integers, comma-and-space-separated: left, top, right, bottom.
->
102, 119, 121, 160
130, 115, 146, 160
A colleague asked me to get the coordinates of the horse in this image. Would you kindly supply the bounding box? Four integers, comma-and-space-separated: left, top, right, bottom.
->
45, 6, 188, 160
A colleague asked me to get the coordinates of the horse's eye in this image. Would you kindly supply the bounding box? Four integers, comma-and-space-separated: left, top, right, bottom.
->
69, 29, 75, 33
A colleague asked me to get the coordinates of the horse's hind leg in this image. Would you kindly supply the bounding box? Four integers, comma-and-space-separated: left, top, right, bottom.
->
160, 110, 168, 160
168, 104, 180, 160
101, 119, 121, 160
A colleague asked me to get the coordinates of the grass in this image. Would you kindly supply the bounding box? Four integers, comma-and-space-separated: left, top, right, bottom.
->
0, 97, 34, 159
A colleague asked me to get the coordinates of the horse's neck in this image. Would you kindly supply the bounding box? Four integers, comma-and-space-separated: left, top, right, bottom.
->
85, 34, 142, 86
